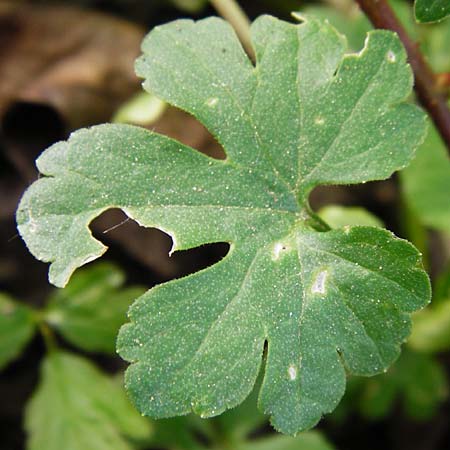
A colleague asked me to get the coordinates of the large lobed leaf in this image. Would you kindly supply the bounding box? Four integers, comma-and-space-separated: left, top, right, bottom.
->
16, 15, 430, 434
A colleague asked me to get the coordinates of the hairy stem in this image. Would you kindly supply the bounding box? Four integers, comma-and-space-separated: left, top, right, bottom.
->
355, 0, 450, 155
209, 0, 255, 62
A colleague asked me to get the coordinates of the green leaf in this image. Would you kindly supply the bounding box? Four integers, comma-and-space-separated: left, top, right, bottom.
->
415, 0, 450, 23
170, 0, 207, 13
421, 19, 450, 72
215, 372, 267, 442
17, 15, 430, 434
357, 350, 447, 420
113, 92, 166, 126
235, 432, 336, 450
391, 0, 422, 40
409, 298, 450, 353
317, 205, 384, 229
44, 263, 145, 354
0, 293, 36, 370
25, 351, 152, 450
301, 4, 371, 51
434, 264, 450, 302
401, 125, 450, 234
303, 1, 420, 52
147, 416, 208, 450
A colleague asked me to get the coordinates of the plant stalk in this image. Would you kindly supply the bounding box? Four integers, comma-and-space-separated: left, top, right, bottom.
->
209, 0, 255, 62
355, 0, 450, 156
38, 321, 57, 351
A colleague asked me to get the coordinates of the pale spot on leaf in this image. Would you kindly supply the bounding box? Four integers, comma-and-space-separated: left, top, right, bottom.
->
311, 270, 328, 294
272, 242, 288, 260
386, 50, 396, 63
314, 116, 325, 125
288, 365, 297, 380
206, 97, 219, 107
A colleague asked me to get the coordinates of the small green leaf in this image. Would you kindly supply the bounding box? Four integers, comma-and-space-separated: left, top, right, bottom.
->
113, 92, 166, 126
318, 205, 384, 229
409, 298, 450, 352
422, 18, 450, 72
17, 15, 430, 434
401, 125, 450, 234
391, 0, 422, 40
215, 373, 267, 442
44, 263, 145, 354
170, 0, 207, 13
303, 1, 420, 51
0, 293, 36, 370
25, 351, 152, 450
147, 416, 208, 450
415, 0, 450, 23
358, 350, 447, 420
301, 4, 371, 51
434, 265, 450, 302
235, 432, 336, 450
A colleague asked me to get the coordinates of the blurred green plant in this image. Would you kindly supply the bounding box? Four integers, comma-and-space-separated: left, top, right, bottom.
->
1, 262, 336, 450
0, 263, 151, 450
44, 264, 146, 353
0, 294, 36, 370
317, 205, 384, 229
334, 349, 447, 422
113, 92, 167, 126
401, 124, 450, 235
26, 351, 152, 450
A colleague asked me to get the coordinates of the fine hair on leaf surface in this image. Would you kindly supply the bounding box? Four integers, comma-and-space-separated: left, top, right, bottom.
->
16, 14, 431, 435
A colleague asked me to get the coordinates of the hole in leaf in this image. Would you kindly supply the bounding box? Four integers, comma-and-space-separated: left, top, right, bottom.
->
309, 184, 355, 211
151, 106, 226, 160
90, 208, 229, 286
309, 180, 399, 231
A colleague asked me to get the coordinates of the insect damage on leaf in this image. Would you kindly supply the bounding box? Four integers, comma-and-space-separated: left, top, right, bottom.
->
16, 14, 430, 435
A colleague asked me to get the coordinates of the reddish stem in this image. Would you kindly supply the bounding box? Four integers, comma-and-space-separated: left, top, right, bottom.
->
356, 0, 450, 154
